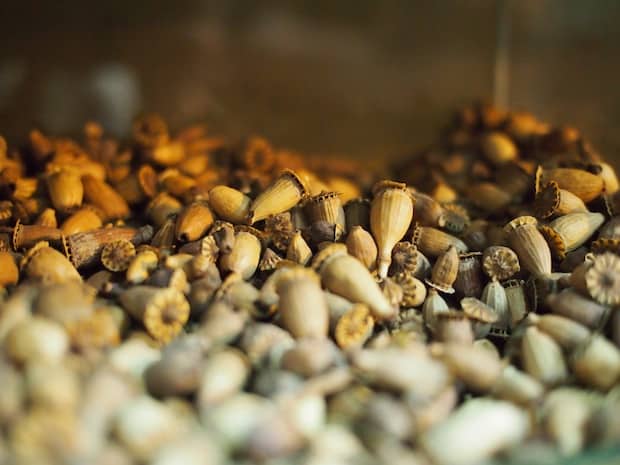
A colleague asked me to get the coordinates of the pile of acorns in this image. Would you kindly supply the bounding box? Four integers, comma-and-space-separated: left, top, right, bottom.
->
0, 104, 619, 465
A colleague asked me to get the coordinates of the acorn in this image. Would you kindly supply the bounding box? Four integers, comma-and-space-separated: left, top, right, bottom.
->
119, 286, 190, 342
81, 174, 129, 220
334, 304, 375, 351
503, 216, 551, 277
175, 202, 214, 242
248, 170, 309, 224
21, 241, 81, 284
286, 231, 312, 266
312, 243, 396, 321
536, 166, 604, 203
426, 245, 459, 294
0, 251, 19, 287
219, 227, 262, 280
482, 246, 520, 281
534, 181, 588, 219
413, 225, 468, 258
276, 268, 329, 339
65, 227, 138, 269
521, 326, 568, 386
46, 169, 83, 213
540, 212, 604, 259
370, 181, 414, 278
101, 239, 137, 272
60, 207, 103, 235
304, 191, 346, 239
346, 226, 377, 270
208, 185, 251, 224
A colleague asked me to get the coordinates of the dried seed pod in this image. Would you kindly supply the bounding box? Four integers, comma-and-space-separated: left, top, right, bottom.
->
344, 198, 370, 230
546, 288, 609, 329
119, 286, 190, 343
258, 248, 282, 272
60, 207, 103, 235
21, 242, 81, 284
466, 182, 512, 214
534, 181, 588, 219
480, 131, 518, 165
435, 311, 474, 345
248, 170, 309, 224
151, 217, 176, 249
533, 313, 591, 351
5, 316, 69, 365
334, 304, 374, 351
426, 245, 459, 294
521, 326, 568, 386
12, 222, 62, 250
67, 306, 122, 351
101, 239, 136, 272
65, 227, 138, 269
276, 268, 328, 339
491, 365, 544, 406
481, 280, 510, 330
312, 244, 396, 321
410, 191, 445, 227
239, 322, 294, 365
380, 277, 403, 307
388, 241, 418, 276
423, 289, 450, 333
33, 281, 94, 326
370, 181, 414, 278
482, 246, 520, 281
503, 216, 551, 277
540, 212, 604, 259
536, 166, 604, 203
114, 164, 158, 205
504, 279, 529, 329
197, 348, 249, 406
571, 335, 620, 391
461, 297, 499, 339
82, 174, 129, 220
597, 162, 619, 194
584, 252, 620, 305
453, 252, 483, 297
160, 170, 197, 199
46, 169, 83, 213
304, 191, 346, 239
286, 231, 312, 265
0, 251, 18, 287
346, 226, 377, 270
208, 185, 251, 224
413, 225, 468, 258
146, 140, 186, 166
35, 208, 57, 228
394, 273, 427, 307
175, 202, 214, 242
147, 192, 183, 228
281, 338, 337, 377
220, 228, 262, 280
419, 398, 530, 465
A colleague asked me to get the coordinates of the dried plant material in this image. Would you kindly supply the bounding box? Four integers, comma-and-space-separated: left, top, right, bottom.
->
304, 191, 346, 239
482, 246, 520, 281
82, 175, 129, 220
101, 239, 137, 272
286, 231, 312, 266
21, 242, 82, 284
60, 207, 103, 235
534, 181, 587, 219
426, 245, 459, 294
389, 241, 418, 276
220, 228, 262, 280
175, 202, 214, 242
65, 227, 138, 269
46, 169, 83, 213
423, 289, 450, 333
248, 170, 309, 224
346, 226, 377, 270
536, 166, 604, 203
335, 304, 374, 351
0, 251, 18, 287
394, 273, 427, 308
584, 252, 620, 305
571, 335, 620, 391
540, 212, 605, 259
208, 185, 252, 224
504, 216, 551, 277
521, 327, 568, 386
414, 224, 468, 258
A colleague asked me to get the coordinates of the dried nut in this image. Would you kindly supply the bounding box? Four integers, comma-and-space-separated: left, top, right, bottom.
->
504, 216, 551, 277
503, 279, 529, 329
147, 193, 183, 228
413, 225, 468, 258
65, 227, 138, 269
286, 231, 312, 266
248, 170, 308, 224
426, 245, 459, 294
481, 280, 509, 330
219, 229, 262, 280
5, 316, 69, 364
334, 304, 374, 351
346, 226, 377, 270
208, 185, 251, 224
312, 244, 396, 321
197, 348, 249, 406
394, 273, 427, 308
370, 181, 414, 278
482, 246, 520, 281
534, 181, 588, 219
21, 242, 82, 284
461, 297, 498, 339
60, 207, 103, 235
546, 288, 609, 330
120, 286, 190, 342
175, 202, 214, 242
453, 252, 483, 298
571, 335, 620, 391
304, 192, 346, 239
435, 311, 474, 345
46, 169, 83, 213
276, 268, 328, 339
540, 212, 605, 259
127, 249, 159, 284
410, 191, 445, 227
584, 252, 620, 305
82, 174, 130, 220
101, 239, 136, 272
521, 326, 568, 386
480, 131, 518, 165
423, 289, 450, 333
537, 166, 604, 203
0, 251, 19, 287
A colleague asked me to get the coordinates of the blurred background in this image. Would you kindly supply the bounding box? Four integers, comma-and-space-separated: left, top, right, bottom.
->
1, 0, 619, 165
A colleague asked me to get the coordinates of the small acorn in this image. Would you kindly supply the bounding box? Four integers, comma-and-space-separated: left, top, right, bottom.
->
370, 181, 414, 278
503, 216, 551, 277
346, 226, 377, 270
175, 202, 214, 242
426, 245, 459, 294
248, 170, 309, 224
208, 185, 252, 224
540, 212, 604, 259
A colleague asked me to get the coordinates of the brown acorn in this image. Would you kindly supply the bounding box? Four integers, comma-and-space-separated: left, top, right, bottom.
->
482, 246, 520, 281
536, 166, 604, 203
304, 191, 346, 240
0, 251, 19, 287
534, 181, 588, 219
286, 231, 312, 266
346, 226, 377, 270
413, 225, 468, 258
208, 185, 252, 224
81, 174, 129, 220
175, 202, 214, 242
370, 180, 414, 278
64, 227, 138, 269
540, 212, 604, 259
60, 207, 103, 235
344, 198, 370, 230
503, 216, 551, 277
247, 170, 309, 224
21, 241, 82, 284
46, 169, 83, 213
426, 245, 459, 294
101, 239, 137, 272
219, 227, 262, 280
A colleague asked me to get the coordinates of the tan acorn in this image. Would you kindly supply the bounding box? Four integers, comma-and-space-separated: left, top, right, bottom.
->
370, 180, 414, 278
413, 225, 468, 258
12, 221, 62, 250
208, 185, 251, 224
286, 231, 312, 266
21, 241, 81, 284
540, 212, 604, 259
422, 289, 450, 332
219, 227, 262, 280
276, 268, 329, 339
571, 335, 620, 391
461, 297, 498, 339
536, 166, 604, 203
521, 326, 568, 386
247, 170, 309, 224
147, 192, 183, 228
0, 251, 19, 287
503, 216, 551, 277
81, 174, 129, 220
119, 286, 190, 342
344, 198, 370, 230
101, 239, 137, 272
312, 243, 396, 321
482, 246, 520, 281
532, 314, 591, 352
304, 191, 346, 239
65, 227, 138, 269
504, 279, 529, 329
46, 169, 83, 213
60, 207, 103, 235
174, 202, 214, 242
435, 311, 474, 345
34, 208, 57, 228
346, 226, 377, 270
480, 131, 518, 165
534, 181, 588, 219
426, 245, 459, 294
335, 304, 375, 351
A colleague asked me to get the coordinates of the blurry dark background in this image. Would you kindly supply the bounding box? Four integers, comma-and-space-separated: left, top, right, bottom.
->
1, 0, 619, 165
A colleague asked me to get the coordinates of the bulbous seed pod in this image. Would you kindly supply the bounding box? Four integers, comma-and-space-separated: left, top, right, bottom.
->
335, 303, 375, 351
393, 273, 427, 307
248, 169, 309, 224
491, 365, 544, 406
540, 212, 605, 259
12, 221, 62, 250
33, 281, 94, 327
435, 311, 474, 345
521, 326, 568, 386
21, 242, 81, 284
197, 348, 249, 406
585, 252, 620, 305
370, 181, 414, 278
35, 208, 57, 228
5, 316, 69, 365
440, 203, 471, 235
532, 314, 591, 351
344, 198, 370, 230
175, 202, 214, 242
209, 220, 236, 254
504, 279, 529, 329
503, 216, 551, 277
312, 244, 396, 321
410, 191, 445, 227
60, 207, 103, 235
101, 239, 136, 272
413, 225, 468, 258
219, 228, 262, 280
453, 252, 483, 297
82, 174, 129, 220
426, 245, 459, 294
534, 181, 588, 219
481, 280, 509, 330
0, 250, 19, 286
571, 335, 620, 391
423, 289, 450, 332
286, 231, 312, 265
346, 226, 377, 270
597, 162, 619, 194
46, 169, 83, 213
119, 286, 190, 343
536, 166, 604, 203
147, 192, 183, 228
546, 289, 609, 330
208, 185, 251, 224
480, 131, 518, 165
466, 182, 512, 214
304, 192, 346, 239
482, 246, 520, 281
461, 297, 498, 339
65, 227, 138, 269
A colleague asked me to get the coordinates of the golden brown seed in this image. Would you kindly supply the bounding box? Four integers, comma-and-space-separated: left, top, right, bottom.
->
335, 304, 374, 351
0, 251, 19, 287
584, 252, 620, 305
21, 242, 81, 284
413, 225, 468, 258
370, 180, 414, 278
536, 166, 604, 203
534, 181, 588, 219
81, 175, 129, 220
208, 185, 252, 224
426, 245, 459, 294
46, 169, 83, 213
346, 226, 377, 270
101, 239, 136, 272
248, 170, 309, 224
503, 216, 551, 277
60, 207, 103, 235
540, 212, 604, 259
482, 246, 520, 281
175, 202, 214, 242
65, 227, 138, 269
480, 131, 518, 165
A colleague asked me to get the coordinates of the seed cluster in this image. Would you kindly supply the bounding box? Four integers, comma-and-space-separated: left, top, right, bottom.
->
0, 105, 619, 464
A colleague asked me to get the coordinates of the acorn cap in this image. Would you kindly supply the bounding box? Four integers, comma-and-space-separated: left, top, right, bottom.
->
461, 297, 499, 324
